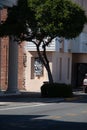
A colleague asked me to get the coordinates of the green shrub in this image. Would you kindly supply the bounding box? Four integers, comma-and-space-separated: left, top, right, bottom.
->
41, 83, 73, 98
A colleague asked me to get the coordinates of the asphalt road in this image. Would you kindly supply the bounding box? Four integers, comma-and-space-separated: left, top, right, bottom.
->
0, 92, 87, 130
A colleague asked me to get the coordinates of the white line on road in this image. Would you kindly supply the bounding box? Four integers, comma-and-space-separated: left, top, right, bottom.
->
0, 103, 47, 111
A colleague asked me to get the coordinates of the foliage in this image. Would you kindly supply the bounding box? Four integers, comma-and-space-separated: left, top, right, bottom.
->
0, 0, 32, 37
41, 83, 73, 97
0, 0, 87, 83
28, 0, 87, 39
0, 0, 87, 39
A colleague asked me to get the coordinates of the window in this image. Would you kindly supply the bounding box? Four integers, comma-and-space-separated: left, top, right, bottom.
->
34, 57, 43, 76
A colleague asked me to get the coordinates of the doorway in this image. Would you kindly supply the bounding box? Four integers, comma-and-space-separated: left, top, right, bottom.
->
77, 63, 87, 87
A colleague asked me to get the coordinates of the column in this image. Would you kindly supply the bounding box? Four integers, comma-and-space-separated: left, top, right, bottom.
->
6, 36, 20, 94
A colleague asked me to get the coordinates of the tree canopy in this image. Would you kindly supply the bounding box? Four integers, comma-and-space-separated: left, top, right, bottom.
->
0, 0, 87, 40
28, 0, 87, 39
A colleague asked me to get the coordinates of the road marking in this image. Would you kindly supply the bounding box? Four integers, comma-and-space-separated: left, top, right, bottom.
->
0, 102, 8, 105
66, 113, 78, 116
81, 110, 87, 113
49, 115, 62, 119
32, 115, 62, 120
0, 103, 47, 111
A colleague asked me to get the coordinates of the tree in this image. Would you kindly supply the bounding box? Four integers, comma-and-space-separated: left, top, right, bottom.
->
0, 0, 87, 83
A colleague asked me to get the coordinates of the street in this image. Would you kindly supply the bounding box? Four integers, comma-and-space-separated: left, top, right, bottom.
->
0, 92, 87, 130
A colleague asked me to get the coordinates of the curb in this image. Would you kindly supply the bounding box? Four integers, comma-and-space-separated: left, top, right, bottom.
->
0, 93, 21, 97
64, 96, 82, 101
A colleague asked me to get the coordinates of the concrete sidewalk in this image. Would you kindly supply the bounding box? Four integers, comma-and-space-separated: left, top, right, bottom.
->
0, 90, 87, 100
0, 90, 87, 106
0, 91, 41, 98
0, 91, 64, 104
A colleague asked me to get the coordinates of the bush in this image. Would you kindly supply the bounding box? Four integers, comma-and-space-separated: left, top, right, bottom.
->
41, 83, 73, 98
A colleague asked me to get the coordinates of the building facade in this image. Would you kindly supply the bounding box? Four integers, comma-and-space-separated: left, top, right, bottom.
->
23, 0, 87, 92
24, 38, 72, 92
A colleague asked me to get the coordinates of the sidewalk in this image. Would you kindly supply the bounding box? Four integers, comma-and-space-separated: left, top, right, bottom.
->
0, 91, 41, 98
0, 89, 87, 100
0, 91, 64, 104
65, 90, 87, 101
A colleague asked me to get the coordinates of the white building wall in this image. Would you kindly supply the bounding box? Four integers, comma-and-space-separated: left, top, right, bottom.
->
71, 32, 87, 53
52, 52, 72, 84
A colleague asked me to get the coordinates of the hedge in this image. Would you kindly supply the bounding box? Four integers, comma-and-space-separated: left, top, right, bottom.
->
41, 83, 73, 98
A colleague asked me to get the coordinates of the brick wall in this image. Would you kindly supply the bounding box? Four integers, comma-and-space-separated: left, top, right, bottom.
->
18, 43, 25, 90
0, 9, 7, 22
0, 37, 9, 90
0, 9, 24, 91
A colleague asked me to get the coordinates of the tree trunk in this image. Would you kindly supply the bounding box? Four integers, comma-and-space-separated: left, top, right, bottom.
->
36, 43, 54, 84
45, 62, 54, 83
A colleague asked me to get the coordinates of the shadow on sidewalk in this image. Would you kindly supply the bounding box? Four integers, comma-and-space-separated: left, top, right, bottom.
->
0, 89, 87, 104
